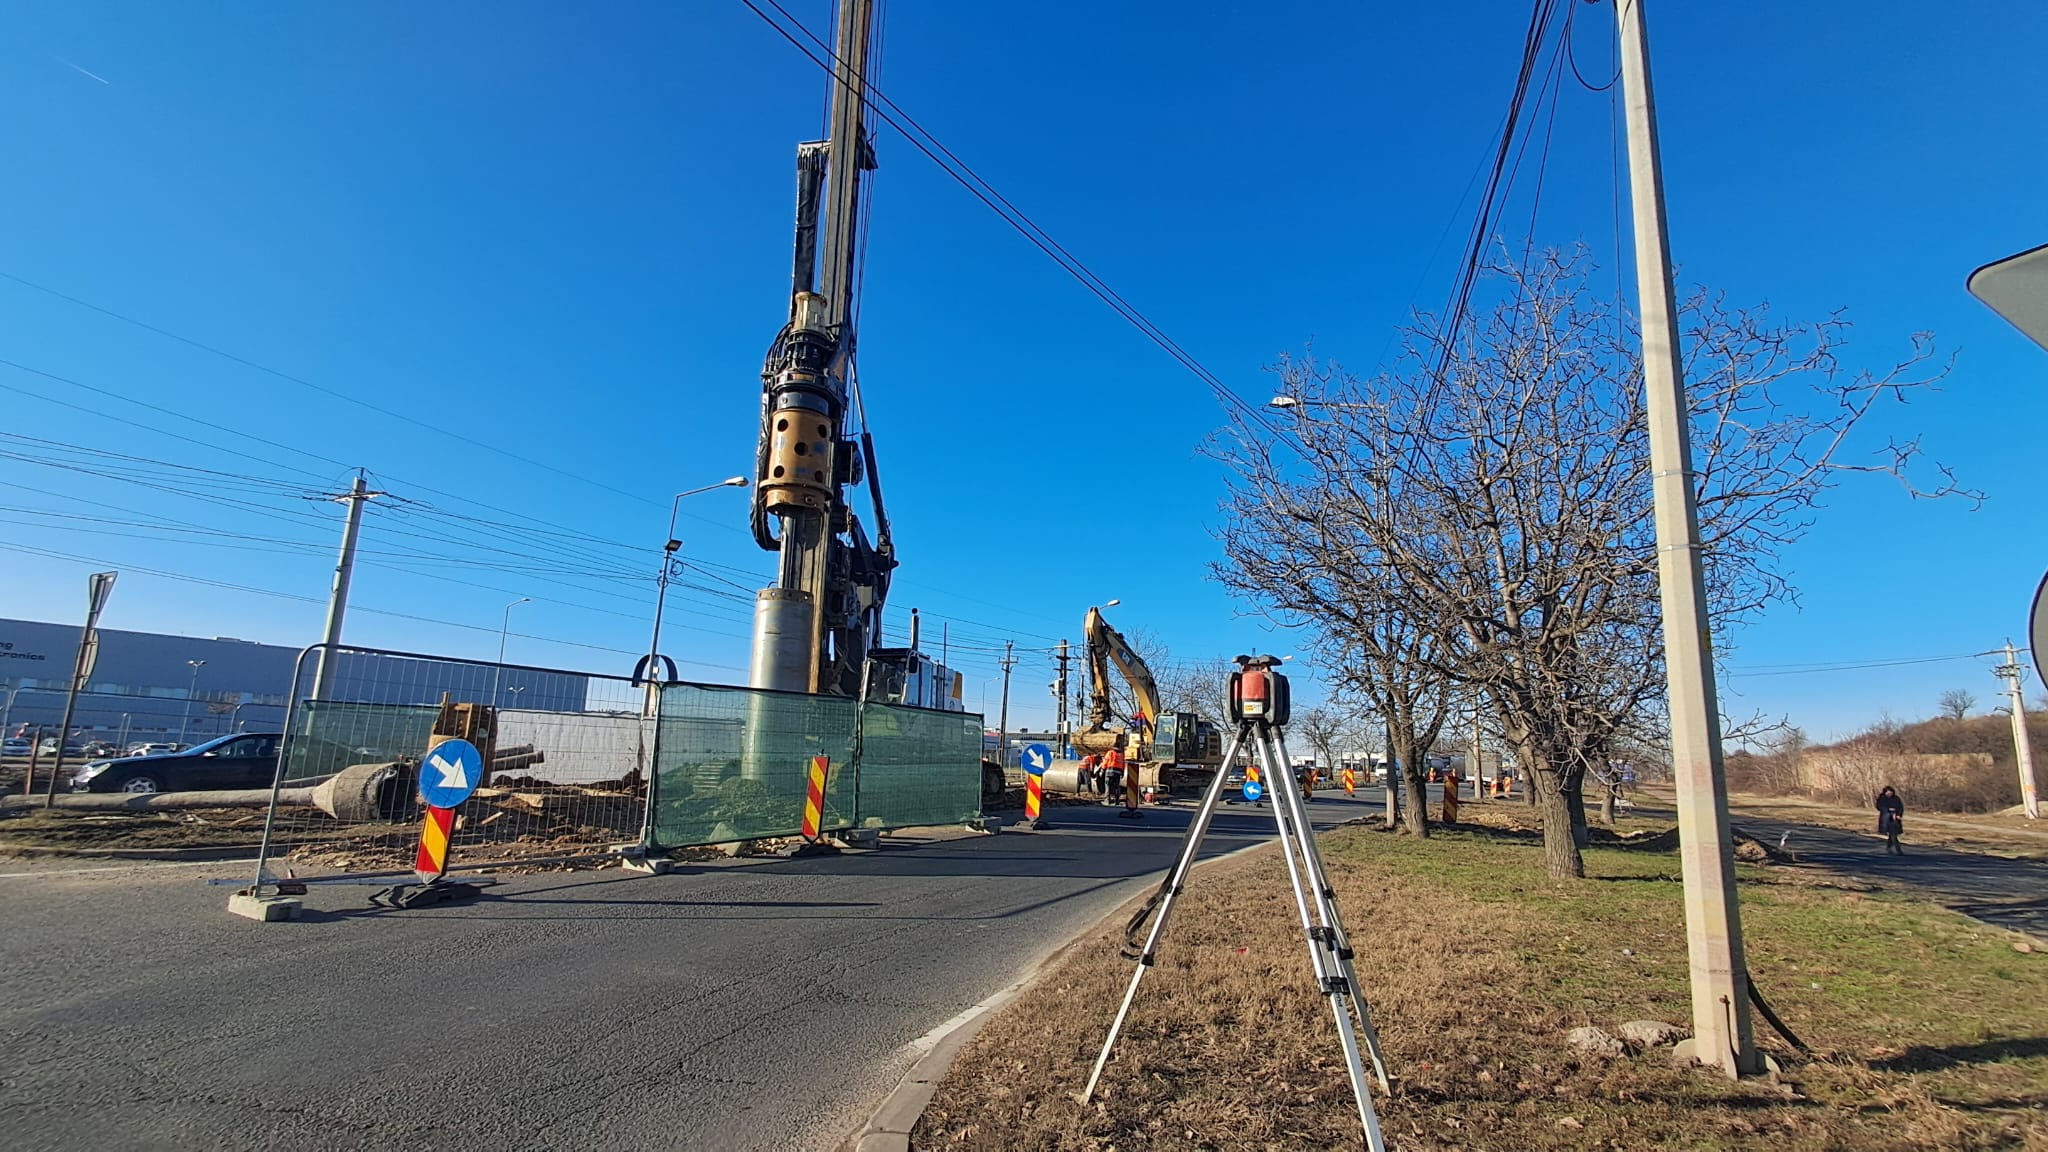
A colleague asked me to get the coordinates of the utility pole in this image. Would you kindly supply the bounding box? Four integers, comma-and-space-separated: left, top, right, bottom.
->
1054, 639, 1071, 757
1616, 0, 1758, 1078
1471, 700, 1485, 802
311, 471, 382, 701
998, 641, 1016, 771
1997, 641, 2041, 819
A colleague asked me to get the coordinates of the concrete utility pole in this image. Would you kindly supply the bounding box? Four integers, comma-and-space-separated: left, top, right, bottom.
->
1997, 642, 2041, 819
997, 641, 1016, 770
311, 471, 382, 701
1616, 0, 1759, 1078
1471, 701, 1485, 801
1054, 639, 1071, 757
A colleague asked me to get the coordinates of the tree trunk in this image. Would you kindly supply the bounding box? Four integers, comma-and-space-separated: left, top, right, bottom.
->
1383, 760, 1398, 829
1401, 766, 1430, 837
1599, 781, 1617, 825
1534, 770, 1586, 879
1566, 772, 1590, 849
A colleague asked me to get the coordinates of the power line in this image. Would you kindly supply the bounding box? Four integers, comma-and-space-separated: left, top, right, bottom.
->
0, 268, 667, 511
740, 0, 1294, 444
0, 540, 744, 672
1725, 651, 2002, 679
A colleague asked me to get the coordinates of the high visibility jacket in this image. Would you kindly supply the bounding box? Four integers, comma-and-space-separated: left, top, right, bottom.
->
1104, 748, 1126, 770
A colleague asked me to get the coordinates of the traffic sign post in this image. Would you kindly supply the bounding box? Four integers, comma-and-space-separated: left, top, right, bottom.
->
1243, 763, 1264, 804
1021, 743, 1052, 829
801, 755, 830, 841
412, 738, 482, 889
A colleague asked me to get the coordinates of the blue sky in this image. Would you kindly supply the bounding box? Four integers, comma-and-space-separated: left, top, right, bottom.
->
0, 1, 2042, 740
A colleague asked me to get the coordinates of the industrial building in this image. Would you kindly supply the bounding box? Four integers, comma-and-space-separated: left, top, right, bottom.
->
0, 618, 297, 745
0, 618, 593, 747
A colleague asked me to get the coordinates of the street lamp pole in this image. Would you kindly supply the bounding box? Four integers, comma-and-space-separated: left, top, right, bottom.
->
640, 477, 748, 715
494, 597, 530, 706
644, 478, 750, 687
179, 660, 206, 743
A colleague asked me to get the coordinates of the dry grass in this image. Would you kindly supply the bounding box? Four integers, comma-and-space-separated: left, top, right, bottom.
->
915, 816, 2048, 1150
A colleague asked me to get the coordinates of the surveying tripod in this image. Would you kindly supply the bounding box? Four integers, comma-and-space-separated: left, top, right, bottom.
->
1080, 655, 1392, 1151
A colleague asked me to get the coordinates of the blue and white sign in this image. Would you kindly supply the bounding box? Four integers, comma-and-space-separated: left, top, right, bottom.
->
1242, 777, 1264, 802
418, 738, 483, 809
1020, 743, 1053, 777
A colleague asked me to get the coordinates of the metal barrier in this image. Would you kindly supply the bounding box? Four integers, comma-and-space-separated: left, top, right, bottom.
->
241, 644, 985, 891
248, 644, 653, 885
649, 681, 982, 850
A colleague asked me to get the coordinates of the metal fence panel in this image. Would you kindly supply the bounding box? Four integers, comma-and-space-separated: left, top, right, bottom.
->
648, 682, 980, 850
252, 645, 653, 881
856, 700, 983, 830
650, 684, 856, 847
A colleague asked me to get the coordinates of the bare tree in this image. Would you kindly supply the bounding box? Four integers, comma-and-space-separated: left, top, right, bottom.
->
1293, 705, 1348, 772
1937, 688, 1976, 721
1214, 249, 1965, 878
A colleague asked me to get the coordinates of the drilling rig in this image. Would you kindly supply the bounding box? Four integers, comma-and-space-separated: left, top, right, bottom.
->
747, 0, 947, 706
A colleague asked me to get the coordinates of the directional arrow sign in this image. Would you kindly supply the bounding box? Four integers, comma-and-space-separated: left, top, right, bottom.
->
1021, 742, 1053, 777
418, 738, 483, 809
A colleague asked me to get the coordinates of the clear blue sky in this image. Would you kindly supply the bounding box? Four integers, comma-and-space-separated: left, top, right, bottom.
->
0, 1, 2042, 740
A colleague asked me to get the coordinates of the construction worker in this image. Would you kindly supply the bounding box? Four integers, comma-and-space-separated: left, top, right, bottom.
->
1341, 764, 1357, 798
1106, 740, 1141, 819
1078, 752, 1102, 796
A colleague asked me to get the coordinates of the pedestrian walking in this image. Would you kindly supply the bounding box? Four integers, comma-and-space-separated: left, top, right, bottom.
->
1875, 785, 1906, 855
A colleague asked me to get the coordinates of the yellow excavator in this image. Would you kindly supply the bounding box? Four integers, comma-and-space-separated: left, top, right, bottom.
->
1069, 606, 1223, 798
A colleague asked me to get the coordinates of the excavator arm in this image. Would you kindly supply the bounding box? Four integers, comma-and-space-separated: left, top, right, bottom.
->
1077, 606, 1162, 749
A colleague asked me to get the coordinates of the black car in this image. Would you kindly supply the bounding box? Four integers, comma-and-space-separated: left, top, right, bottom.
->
70, 733, 283, 794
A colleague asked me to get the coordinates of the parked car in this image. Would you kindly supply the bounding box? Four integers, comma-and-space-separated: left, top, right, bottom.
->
2, 737, 30, 757
124, 742, 183, 758
70, 733, 283, 795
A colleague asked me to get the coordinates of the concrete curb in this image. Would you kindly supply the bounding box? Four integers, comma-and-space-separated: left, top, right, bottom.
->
839, 820, 1324, 1151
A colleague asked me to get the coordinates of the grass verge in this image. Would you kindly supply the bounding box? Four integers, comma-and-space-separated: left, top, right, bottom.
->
915, 813, 2048, 1149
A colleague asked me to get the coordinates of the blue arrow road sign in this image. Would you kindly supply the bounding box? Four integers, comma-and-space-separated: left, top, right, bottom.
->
1242, 777, 1264, 802
1021, 743, 1053, 777
418, 738, 483, 809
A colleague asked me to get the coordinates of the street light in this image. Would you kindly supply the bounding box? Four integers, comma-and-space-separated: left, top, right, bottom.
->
1269, 394, 1368, 411
494, 597, 530, 706
179, 659, 206, 743
642, 476, 750, 696
0, 683, 36, 741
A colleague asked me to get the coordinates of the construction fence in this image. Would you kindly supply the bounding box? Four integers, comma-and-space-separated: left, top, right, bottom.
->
238, 644, 982, 886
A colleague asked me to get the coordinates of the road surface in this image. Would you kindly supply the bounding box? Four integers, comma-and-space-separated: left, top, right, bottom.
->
0, 789, 1380, 1151
1728, 810, 2048, 939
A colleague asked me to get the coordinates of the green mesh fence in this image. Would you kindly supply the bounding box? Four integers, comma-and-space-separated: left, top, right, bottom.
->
282, 701, 440, 784
650, 683, 981, 849
854, 700, 983, 829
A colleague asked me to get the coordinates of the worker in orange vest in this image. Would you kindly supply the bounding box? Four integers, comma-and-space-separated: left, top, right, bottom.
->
1106, 741, 1141, 819
1341, 765, 1357, 798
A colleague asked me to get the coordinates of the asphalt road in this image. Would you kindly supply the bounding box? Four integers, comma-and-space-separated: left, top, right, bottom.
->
1727, 810, 2048, 939
0, 789, 1380, 1152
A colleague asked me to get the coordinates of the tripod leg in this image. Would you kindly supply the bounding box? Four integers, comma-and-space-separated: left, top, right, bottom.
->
1270, 729, 1393, 1092
1079, 723, 1248, 1104
1258, 725, 1388, 1151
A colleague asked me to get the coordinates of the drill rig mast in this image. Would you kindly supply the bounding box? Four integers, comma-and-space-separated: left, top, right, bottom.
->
748, 0, 895, 696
